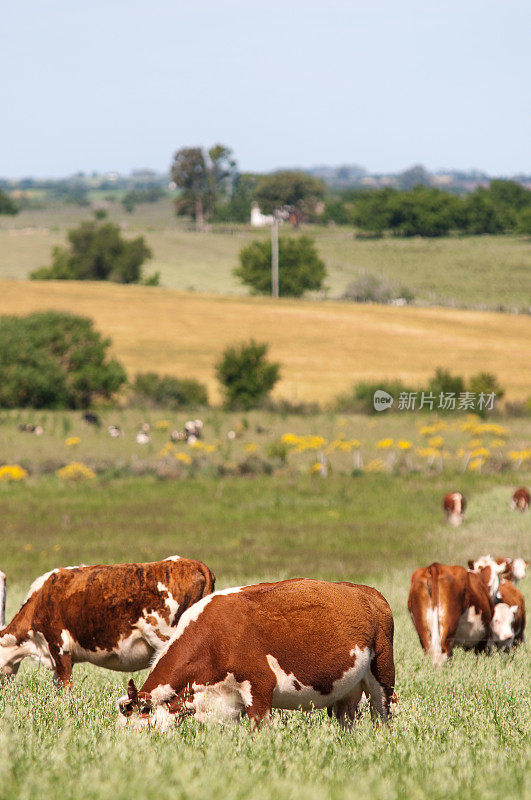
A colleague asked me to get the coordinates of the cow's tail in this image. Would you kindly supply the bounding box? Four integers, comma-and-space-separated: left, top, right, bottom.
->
426, 564, 444, 665
0, 571, 6, 630
198, 562, 216, 597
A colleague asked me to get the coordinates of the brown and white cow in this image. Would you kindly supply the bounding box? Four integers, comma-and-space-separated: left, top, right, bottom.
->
495, 557, 529, 584
117, 578, 396, 731
408, 563, 493, 665
0, 557, 214, 687
443, 492, 466, 527
511, 487, 530, 512
467, 555, 506, 602
491, 580, 526, 650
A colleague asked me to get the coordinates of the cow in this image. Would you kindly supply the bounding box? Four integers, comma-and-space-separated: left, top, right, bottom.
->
511, 487, 530, 512
495, 557, 528, 584
0, 557, 215, 687
117, 578, 396, 732
443, 492, 466, 527
491, 580, 526, 650
407, 563, 493, 665
466, 555, 506, 601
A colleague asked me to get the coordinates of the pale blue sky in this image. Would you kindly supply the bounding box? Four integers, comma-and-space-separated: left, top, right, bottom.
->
1, 0, 530, 177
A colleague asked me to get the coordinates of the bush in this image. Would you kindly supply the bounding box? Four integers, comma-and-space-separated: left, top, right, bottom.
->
216, 340, 280, 410
0, 312, 126, 409
30, 220, 153, 284
468, 372, 505, 417
428, 368, 465, 398
0, 189, 18, 215
131, 373, 208, 408
234, 236, 326, 297
342, 274, 415, 304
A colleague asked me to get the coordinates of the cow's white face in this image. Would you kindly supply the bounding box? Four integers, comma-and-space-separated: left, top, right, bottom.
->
492, 604, 518, 649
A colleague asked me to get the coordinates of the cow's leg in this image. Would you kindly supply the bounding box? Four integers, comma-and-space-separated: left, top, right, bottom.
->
363, 644, 396, 722
244, 677, 275, 731
50, 647, 73, 688
331, 684, 364, 729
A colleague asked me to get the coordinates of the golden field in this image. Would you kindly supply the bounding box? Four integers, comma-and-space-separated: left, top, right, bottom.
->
0, 279, 529, 404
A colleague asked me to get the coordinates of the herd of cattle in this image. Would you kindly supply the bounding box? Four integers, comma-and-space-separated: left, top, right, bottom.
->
0, 485, 528, 731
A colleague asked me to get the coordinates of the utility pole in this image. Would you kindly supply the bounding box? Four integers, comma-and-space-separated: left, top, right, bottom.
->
271, 214, 279, 298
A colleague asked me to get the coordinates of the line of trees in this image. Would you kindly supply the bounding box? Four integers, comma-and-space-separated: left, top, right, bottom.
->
322, 181, 531, 237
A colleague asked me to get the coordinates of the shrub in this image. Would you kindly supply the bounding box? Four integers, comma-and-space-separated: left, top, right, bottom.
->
234, 236, 326, 297
131, 373, 208, 408
468, 372, 505, 417
342, 274, 414, 304
333, 380, 413, 414
428, 368, 465, 398
0, 189, 18, 215
215, 340, 280, 410
30, 219, 152, 284
0, 312, 127, 409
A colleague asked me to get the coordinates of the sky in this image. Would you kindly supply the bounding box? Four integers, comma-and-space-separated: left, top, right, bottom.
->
1, 0, 530, 178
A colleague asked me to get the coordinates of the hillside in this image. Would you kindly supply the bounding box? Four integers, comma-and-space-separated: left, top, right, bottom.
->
0, 279, 529, 404
1, 202, 530, 309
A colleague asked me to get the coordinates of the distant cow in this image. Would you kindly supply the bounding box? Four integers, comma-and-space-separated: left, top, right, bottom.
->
82, 412, 101, 427
408, 563, 493, 665
118, 579, 396, 731
0, 557, 215, 687
511, 487, 530, 512
443, 492, 466, 527
492, 580, 526, 651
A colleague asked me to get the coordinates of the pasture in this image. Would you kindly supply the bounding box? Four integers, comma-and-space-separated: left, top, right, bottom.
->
1, 200, 530, 309
0, 473, 529, 800
0, 280, 530, 404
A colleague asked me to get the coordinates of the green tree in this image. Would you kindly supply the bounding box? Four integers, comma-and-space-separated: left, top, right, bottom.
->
170, 144, 237, 230
0, 312, 126, 409
0, 189, 18, 215
132, 373, 208, 408
235, 235, 326, 297
30, 220, 152, 283
254, 171, 326, 221
468, 372, 505, 417
216, 340, 280, 410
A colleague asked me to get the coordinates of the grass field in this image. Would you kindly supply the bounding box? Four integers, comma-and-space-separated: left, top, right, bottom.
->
0, 279, 530, 404
1, 200, 530, 308
0, 474, 529, 800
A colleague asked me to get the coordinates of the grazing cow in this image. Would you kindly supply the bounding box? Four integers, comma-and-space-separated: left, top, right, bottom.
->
466, 555, 506, 601
511, 487, 530, 512
495, 557, 528, 584
491, 580, 526, 650
117, 578, 396, 731
443, 492, 466, 527
0, 557, 215, 687
108, 425, 122, 438
408, 563, 493, 665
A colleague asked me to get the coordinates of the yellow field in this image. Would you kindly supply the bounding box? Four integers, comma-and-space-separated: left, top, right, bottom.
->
0, 279, 529, 403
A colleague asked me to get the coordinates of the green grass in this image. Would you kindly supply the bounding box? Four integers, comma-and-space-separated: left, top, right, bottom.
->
1, 200, 530, 309
0, 473, 529, 799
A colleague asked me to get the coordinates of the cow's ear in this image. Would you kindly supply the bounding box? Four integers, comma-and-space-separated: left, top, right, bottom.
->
127, 678, 138, 702
510, 605, 518, 614
467, 560, 475, 570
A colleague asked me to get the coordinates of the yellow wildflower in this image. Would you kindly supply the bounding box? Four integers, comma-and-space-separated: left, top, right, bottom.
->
376, 438, 393, 449
66, 437, 81, 447
428, 436, 444, 448
155, 420, 170, 430
0, 464, 28, 481
56, 462, 95, 481
366, 458, 386, 472
397, 440, 412, 450
175, 452, 192, 465
245, 443, 259, 453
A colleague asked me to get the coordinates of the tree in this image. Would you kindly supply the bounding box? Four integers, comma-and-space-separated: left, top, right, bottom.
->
170, 144, 237, 230
235, 235, 326, 297
30, 219, 153, 283
0, 189, 18, 215
254, 171, 326, 222
0, 312, 127, 409
132, 373, 208, 408
216, 340, 280, 410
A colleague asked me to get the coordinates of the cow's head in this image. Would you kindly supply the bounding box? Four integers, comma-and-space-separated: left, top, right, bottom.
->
117, 679, 154, 728
492, 603, 518, 650
468, 555, 505, 601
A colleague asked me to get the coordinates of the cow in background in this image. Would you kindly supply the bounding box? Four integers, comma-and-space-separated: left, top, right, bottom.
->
492, 580, 526, 651
408, 563, 493, 665
0, 557, 215, 687
443, 492, 466, 527
511, 487, 530, 512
